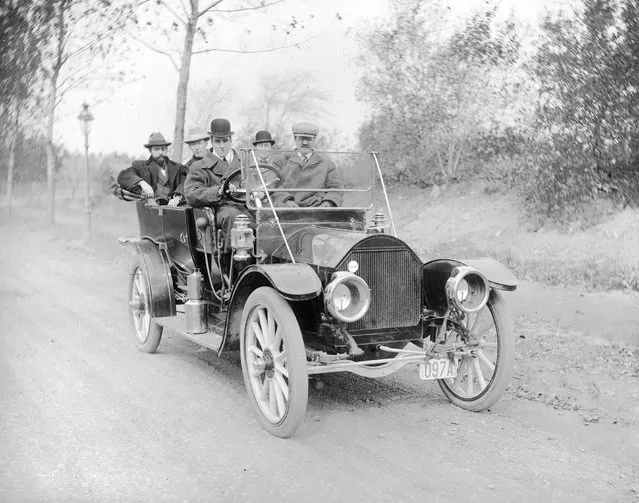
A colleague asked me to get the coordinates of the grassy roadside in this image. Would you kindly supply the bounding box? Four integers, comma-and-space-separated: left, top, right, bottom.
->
386, 183, 639, 292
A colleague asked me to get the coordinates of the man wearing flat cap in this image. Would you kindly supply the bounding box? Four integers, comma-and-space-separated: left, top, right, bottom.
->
184, 127, 210, 169
117, 132, 188, 206
185, 118, 249, 257
271, 122, 343, 207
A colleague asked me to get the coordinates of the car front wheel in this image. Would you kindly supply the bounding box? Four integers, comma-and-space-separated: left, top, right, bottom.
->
438, 290, 514, 411
240, 287, 308, 438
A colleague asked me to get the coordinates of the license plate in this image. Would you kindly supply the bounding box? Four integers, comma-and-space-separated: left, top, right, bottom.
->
419, 358, 457, 380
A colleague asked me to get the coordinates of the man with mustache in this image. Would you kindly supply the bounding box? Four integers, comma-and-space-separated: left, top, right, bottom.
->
272, 122, 343, 208
117, 132, 187, 206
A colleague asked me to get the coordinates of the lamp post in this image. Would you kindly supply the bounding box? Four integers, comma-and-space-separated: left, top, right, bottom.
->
78, 102, 94, 235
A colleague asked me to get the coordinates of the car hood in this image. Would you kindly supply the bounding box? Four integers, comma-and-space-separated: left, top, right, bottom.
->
271, 226, 371, 267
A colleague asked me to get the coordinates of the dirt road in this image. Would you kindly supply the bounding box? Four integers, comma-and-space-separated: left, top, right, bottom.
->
1, 215, 638, 502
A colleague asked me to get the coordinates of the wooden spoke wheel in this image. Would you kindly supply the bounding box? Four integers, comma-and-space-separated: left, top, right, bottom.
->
438, 290, 514, 411
240, 287, 308, 438
128, 260, 163, 353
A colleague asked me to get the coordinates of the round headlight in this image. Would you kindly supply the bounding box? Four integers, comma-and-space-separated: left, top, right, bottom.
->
332, 283, 352, 311
457, 278, 469, 303
324, 272, 370, 323
347, 260, 359, 273
445, 266, 489, 313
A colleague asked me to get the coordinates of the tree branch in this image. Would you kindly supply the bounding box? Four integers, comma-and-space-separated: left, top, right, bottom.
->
198, 0, 225, 17
126, 30, 180, 71
192, 33, 318, 55
160, 0, 187, 25
208, 0, 286, 14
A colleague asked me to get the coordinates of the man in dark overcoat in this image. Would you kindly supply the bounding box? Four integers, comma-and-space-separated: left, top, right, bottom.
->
271, 122, 343, 207
117, 132, 187, 206
184, 118, 250, 255
184, 127, 210, 169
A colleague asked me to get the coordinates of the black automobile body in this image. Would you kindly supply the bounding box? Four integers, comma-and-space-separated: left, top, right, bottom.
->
119, 149, 518, 437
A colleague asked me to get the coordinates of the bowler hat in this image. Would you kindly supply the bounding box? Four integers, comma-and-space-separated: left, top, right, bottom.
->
184, 127, 210, 143
292, 122, 319, 137
253, 130, 275, 146
144, 132, 171, 148
209, 118, 235, 139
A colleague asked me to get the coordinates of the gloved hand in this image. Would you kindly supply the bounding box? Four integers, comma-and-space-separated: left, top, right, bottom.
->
137, 180, 154, 198
319, 201, 334, 208
167, 195, 182, 207
284, 199, 299, 208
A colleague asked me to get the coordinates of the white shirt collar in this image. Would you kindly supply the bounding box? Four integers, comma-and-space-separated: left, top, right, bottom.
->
214, 149, 234, 162
297, 151, 312, 161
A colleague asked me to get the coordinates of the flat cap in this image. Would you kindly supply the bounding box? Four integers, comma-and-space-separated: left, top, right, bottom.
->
292, 122, 319, 136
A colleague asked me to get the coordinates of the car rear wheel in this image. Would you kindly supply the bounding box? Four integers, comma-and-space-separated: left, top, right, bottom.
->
240, 287, 308, 438
438, 290, 514, 411
128, 259, 163, 353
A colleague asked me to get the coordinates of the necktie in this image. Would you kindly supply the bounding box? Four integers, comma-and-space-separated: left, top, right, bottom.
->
301, 154, 308, 164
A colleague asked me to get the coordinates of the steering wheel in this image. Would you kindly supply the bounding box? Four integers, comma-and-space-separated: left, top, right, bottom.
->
221, 164, 282, 204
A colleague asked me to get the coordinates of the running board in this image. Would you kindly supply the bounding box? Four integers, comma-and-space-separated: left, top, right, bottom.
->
154, 315, 224, 351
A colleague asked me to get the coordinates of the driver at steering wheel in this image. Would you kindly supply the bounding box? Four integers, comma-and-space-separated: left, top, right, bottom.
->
184, 118, 252, 257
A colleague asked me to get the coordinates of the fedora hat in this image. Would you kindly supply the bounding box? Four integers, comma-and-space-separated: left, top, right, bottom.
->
184, 127, 210, 143
144, 132, 171, 148
253, 130, 275, 146
208, 118, 235, 139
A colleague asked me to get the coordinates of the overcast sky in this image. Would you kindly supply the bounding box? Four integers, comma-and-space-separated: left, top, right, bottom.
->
58, 0, 551, 158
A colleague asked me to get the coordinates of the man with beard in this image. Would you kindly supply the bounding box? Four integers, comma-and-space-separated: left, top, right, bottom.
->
185, 118, 249, 260
272, 122, 343, 208
183, 127, 210, 169
117, 132, 187, 206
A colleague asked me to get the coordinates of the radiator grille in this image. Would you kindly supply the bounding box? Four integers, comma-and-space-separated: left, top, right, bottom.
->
339, 247, 422, 331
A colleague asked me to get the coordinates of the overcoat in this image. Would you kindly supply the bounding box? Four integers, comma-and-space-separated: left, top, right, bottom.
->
271, 152, 343, 207
184, 150, 243, 208
117, 156, 187, 197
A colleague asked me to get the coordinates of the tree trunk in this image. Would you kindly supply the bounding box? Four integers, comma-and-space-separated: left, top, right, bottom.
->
172, 16, 197, 163
46, 74, 58, 225
7, 101, 20, 216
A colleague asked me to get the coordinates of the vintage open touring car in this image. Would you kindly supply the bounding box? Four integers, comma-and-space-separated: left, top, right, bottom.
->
118, 149, 518, 437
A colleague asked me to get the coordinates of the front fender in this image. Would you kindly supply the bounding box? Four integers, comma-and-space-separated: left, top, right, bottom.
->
422, 257, 517, 313
119, 237, 176, 318
233, 263, 322, 302
221, 263, 322, 352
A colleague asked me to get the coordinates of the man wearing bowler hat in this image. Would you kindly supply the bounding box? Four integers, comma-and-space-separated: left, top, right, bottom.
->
272, 122, 343, 207
185, 118, 250, 259
252, 130, 276, 163
184, 127, 210, 169
117, 132, 188, 206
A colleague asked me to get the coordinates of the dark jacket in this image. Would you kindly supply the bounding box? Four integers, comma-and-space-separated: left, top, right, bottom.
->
271, 151, 344, 207
117, 156, 187, 197
185, 155, 203, 169
184, 150, 243, 207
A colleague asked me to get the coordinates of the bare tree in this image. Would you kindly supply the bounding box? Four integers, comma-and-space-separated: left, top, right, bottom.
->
0, 2, 50, 215
186, 80, 230, 134
131, 0, 322, 162
239, 70, 331, 145
39, 0, 135, 224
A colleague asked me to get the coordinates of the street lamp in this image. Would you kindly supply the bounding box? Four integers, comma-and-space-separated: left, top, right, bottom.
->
78, 102, 94, 235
